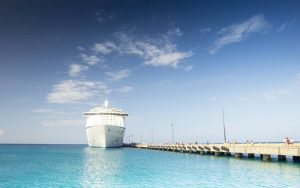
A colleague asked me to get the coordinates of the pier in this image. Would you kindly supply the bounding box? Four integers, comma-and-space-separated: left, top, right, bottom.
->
132, 143, 300, 162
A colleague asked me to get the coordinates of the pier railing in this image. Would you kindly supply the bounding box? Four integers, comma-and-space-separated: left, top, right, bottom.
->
133, 143, 300, 162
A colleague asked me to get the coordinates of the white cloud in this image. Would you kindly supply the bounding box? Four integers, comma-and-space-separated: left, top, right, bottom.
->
93, 41, 117, 54
105, 69, 131, 82
121, 30, 192, 68
117, 86, 133, 93
81, 54, 102, 65
209, 15, 271, 54
69, 64, 88, 77
92, 28, 192, 68
142, 46, 192, 68
47, 80, 110, 103
42, 119, 84, 127
0, 129, 4, 136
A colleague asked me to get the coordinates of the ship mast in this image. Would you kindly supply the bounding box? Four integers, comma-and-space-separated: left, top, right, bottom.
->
103, 97, 110, 108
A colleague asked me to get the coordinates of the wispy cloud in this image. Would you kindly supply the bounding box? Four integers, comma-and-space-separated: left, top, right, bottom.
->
97, 16, 106, 23
237, 97, 248, 102
47, 80, 110, 103
117, 86, 133, 93
69, 64, 88, 77
142, 45, 192, 67
199, 26, 211, 36
276, 23, 288, 33
93, 41, 117, 54
297, 72, 300, 81
81, 54, 102, 65
49, 28, 192, 104
0, 129, 4, 136
105, 69, 131, 82
209, 15, 271, 54
77, 46, 85, 51
276, 20, 295, 33
92, 28, 192, 68
164, 28, 183, 40
210, 96, 218, 102
96, 10, 118, 24
32, 108, 54, 113
182, 65, 193, 72
156, 80, 173, 87
262, 89, 292, 102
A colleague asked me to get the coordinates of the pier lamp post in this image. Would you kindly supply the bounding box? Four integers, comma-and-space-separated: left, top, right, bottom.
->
171, 124, 174, 144
223, 109, 227, 144
151, 129, 154, 144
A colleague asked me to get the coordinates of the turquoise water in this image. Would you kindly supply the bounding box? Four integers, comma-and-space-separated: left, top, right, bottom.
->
0, 145, 300, 187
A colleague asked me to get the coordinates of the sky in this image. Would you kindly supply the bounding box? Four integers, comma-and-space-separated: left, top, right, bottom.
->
1, 0, 300, 144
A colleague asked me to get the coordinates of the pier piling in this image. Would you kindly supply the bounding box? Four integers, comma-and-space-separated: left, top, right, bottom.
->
235, 153, 242, 159
261, 154, 271, 161
248, 153, 255, 158
278, 155, 286, 161
293, 156, 300, 162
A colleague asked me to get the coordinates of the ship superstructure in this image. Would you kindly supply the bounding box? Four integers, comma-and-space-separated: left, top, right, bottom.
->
83, 98, 128, 147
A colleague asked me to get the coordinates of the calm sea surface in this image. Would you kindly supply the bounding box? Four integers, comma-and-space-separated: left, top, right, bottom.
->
0, 144, 300, 187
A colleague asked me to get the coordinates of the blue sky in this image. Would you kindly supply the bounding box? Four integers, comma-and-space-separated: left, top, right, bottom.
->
1, 0, 300, 144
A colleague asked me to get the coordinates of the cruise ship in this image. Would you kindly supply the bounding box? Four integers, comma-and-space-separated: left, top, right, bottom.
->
83, 98, 128, 148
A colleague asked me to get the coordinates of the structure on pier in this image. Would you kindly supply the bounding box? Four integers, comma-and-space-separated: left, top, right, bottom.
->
134, 143, 300, 162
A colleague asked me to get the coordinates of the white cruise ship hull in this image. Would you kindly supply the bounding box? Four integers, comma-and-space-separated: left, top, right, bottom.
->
86, 124, 125, 148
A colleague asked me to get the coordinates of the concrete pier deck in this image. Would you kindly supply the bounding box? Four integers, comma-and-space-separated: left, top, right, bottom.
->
133, 143, 300, 162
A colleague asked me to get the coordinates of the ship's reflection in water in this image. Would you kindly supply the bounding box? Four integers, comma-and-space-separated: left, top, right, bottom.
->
80, 147, 124, 187
78, 147, 300, 187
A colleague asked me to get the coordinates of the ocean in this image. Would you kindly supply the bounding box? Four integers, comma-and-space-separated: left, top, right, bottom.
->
0, 144, 299, 187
